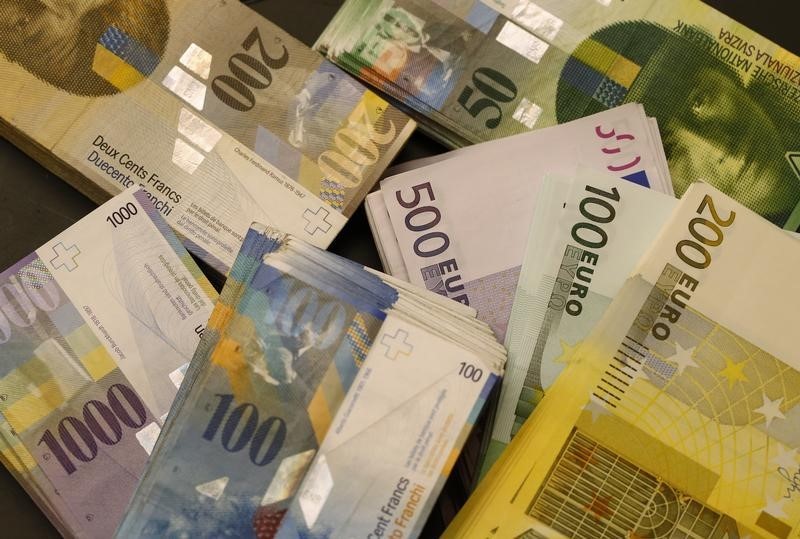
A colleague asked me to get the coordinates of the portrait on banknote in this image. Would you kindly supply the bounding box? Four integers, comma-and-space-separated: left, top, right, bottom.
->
354, 5, 471, 106
0, 0, 169, 96
556, 21, 800, 225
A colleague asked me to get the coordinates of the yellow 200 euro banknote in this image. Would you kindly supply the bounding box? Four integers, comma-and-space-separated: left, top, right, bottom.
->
446, 182, 800, 539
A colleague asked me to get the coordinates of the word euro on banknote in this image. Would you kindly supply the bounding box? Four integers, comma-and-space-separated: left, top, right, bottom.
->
482, 171, 677, 476
446, 182, 800, 539
375, 104, 671, 339
0, 0, 414, 274
116, 224, 504, 538
366, 104, 670, 279
318, 0, 800, 230
0, 188, 216, 538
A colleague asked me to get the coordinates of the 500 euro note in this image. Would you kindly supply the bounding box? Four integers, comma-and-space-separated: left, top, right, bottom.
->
378, 104, 670, 339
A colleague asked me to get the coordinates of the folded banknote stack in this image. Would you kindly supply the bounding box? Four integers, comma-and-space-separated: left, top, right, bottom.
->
363, 102, 676, 531
0, 0, 415, 274
318, 0, 800, 231
0, 188, 217, 538
115, 224, 506, 538
366, 103, 672, 341
445, 179, 800, 538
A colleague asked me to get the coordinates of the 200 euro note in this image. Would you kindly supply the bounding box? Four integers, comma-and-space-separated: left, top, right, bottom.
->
484, 172, 677, 475
319, 0, 800, 230
0, 0, 414, 273
445, 182, 800, 538
0, 188, 216, 538
380, 104, 669, 339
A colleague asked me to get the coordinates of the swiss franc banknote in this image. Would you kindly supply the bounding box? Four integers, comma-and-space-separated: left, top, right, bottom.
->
0, 188, 216, 538
484, 171, 677, 476
446, 182, 800, 539
377, 104, 671, 339
0, 0, 414, 273
117, 225, 504, 538
318, 0, 800, 230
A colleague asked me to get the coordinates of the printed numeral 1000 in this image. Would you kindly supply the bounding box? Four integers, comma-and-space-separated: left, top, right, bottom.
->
37, 384, 148, 475
105, 202, 138, 228
203, 394, 286, 466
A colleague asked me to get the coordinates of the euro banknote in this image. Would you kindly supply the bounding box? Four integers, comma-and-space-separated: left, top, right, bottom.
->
375, 104, 671, 339
483, 171, 677, 477
445, 182, 800, 538
0, 188, 217, 538
0, 0, 414, 274
116, 224, 504, 538
317, 0, 800, 230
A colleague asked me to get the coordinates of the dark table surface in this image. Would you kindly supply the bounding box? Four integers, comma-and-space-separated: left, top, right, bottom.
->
1, 1, 798, 536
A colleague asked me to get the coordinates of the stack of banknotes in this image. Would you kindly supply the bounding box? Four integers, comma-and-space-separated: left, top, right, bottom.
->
317, 0, 800, 231
366, 103, 672, 340
0, 0, 415, 273
0, 189, 507, 538
115, 223, 505, 538
0, 188, 217, 537
363, 102, 674, 533
445, 179, 800, 539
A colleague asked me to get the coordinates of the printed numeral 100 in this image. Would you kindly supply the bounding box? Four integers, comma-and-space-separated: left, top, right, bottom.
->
37, 384, 148, 475
105, 202, 138, 228
203, 394, 286, 466
458, 361, 483, 382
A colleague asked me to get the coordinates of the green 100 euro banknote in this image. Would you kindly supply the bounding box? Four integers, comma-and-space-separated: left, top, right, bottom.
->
445, 182, 800, 539
0, 0, 414, 274
317, 0, 800, 229
483, 171, 678, 476
0, 188, 217, 538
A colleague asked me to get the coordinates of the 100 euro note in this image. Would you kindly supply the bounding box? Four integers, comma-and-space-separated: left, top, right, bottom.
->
0, 188, 217, 538
0, 0, 414, 274
483, 171, 677, 476
318, 0, 800, 230
115, 226, 398, 537
380, 104, 669, 339
446, 182, 800, 538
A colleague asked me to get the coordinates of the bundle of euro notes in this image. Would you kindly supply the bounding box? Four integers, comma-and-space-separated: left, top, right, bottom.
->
0, 0, 414, 274
317, 0, 800, 230
445, 181, 800, 538
0, 188, 217, 538
116, 224, 505, 538
482, 170, 679, 475
365, 103, 672, 340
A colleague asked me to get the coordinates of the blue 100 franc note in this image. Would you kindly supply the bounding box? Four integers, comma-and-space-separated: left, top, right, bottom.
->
116, 226, 397, 538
